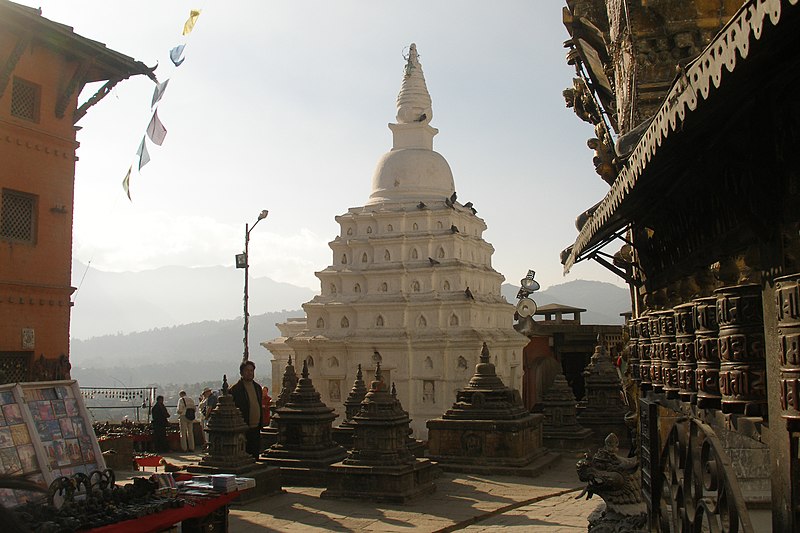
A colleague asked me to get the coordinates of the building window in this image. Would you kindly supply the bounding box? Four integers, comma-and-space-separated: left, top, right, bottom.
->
1, 190, 37, 243
10, 78, 40, 122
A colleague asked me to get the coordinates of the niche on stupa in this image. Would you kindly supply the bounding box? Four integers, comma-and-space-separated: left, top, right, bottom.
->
316, 317, 325, 329
329, 380, 341, 401
341, 316, 350, 328
372, 350, 382, 363
328, 356, 339, 368
379, 282, 388, 292
411, 280, 420, 292
386, 224, 393, 232
367, 226, 373, 234
437, 221, 443, 229
330, 284, 337, 295
384, 249, 391, 261
362, 252, 368, 263
443, 280, 450, 291
376, 315, 384, 327
412, 222, 419, 231
423, 380, 435, 404
437, 247, 445, 259
341, 253, 348, 264
457, 356, 468, 370
417, 315, 427, 328
305, 356, 315, 368
354, 283, 361, 293
346, 227, 353, 236
411, 248, 418, 259
449, 314, 459, 327
424, 356, 433, 369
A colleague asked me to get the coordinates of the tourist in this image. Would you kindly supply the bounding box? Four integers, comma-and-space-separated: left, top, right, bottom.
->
151, 395, 170, 452
261, 386, 272, 426
199, 387, 218, 428
230, 360, 263, 459
176, 390, 196, 452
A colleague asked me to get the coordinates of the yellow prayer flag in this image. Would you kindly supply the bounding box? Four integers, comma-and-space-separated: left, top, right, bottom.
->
182, 9, 202, 36
122, 165, 132, 201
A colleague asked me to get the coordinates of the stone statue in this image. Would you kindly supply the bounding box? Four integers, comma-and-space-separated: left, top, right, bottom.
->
576, 433, 647, 533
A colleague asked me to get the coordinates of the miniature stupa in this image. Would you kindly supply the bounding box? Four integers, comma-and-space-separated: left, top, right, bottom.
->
262, 361, 346, 486
267, 43, 527, 439
261, 355, 298, 449
540, 373, 593, 449
331, 363, 368, 449
427, 343, 551, 475
322, 363, 437, 503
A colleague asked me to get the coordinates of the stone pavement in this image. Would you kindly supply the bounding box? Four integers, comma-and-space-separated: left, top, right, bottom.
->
122, 451, 600, 532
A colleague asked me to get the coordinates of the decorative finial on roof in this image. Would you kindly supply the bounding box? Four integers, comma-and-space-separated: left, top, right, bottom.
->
356, 363, 363, 381
302, 359, 309, 379
396, 43, 432, 125
480, 342, 490, 363
222, 374, 228, 395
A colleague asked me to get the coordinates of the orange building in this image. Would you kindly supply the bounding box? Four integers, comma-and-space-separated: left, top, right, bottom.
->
0, 1, 153, 383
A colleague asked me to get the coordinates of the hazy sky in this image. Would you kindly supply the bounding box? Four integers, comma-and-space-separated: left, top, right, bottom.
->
24, 0, 622, 293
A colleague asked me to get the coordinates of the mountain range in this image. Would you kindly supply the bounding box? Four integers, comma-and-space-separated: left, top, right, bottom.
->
68, 263, 630, 386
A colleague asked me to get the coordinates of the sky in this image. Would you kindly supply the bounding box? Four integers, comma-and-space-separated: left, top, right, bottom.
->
23, 0, 623, 294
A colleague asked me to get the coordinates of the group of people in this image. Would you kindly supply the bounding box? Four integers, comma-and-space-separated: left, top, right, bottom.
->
150, 360, 270, 459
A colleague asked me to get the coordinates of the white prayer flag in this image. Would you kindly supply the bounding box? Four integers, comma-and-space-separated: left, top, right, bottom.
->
136, 137, 150, 170
151, 79, 170, 109
146, 110, 167, 146
182, 9, 201, 35
122, 165, 132, 201
170, 45, 186, 67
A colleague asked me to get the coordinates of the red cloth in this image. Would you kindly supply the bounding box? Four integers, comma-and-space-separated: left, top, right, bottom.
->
134, 456, 163, 468
86, 491, 240, 533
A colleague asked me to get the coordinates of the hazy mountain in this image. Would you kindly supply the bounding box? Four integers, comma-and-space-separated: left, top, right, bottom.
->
501, 279, 630, 324
70, 261, 317, 340
70, 309, 307, 385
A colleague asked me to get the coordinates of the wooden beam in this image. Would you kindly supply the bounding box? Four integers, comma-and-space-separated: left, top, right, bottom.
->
55, 59, 91, 119
0, 32, 32, 99
73, 77, 121, 124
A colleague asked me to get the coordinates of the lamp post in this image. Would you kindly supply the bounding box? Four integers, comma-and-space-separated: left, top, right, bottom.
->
236, 209, 269, 362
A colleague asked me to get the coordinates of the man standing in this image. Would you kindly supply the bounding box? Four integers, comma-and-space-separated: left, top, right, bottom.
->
151, 395, 170, 452
199, 387, 218, 427
230, 360, 263, 459
176, 390, 196, 452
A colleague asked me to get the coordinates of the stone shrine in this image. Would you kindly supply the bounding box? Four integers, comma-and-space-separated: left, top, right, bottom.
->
262, 361, 346, 486
322, 363, 437, 503
426, 343, 550, 475
267, 43, 527, 438
261, 355, 299, 449
577, 341, 629, 448
188, 376, 282, 497
540, 373, 592, 450
331, 363, 368, 449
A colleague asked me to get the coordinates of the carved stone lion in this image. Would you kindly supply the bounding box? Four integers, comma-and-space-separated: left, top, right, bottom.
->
575, 433, 647, 533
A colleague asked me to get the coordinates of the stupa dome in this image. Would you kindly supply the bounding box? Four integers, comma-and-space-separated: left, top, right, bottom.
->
367, 43, 454, 205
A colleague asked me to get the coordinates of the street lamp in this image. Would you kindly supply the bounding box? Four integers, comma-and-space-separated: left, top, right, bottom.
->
513, 269, 540, 337
236, 209, 269, 362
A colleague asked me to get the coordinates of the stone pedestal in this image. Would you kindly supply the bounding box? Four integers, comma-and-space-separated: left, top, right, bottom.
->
577, 342, 630, 448
427, 343, 552, 475
323, 363, 437, 503
261, 356, 298, 450
188, 380, 282, 499
263, 360, 346, 487
541, 373, 593, 450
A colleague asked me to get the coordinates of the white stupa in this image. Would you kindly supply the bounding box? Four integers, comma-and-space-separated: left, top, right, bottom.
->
264, 44, 527, 437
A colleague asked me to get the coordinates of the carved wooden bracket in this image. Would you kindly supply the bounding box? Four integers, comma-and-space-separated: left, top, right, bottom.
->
0, 32, 32, 99
73, 77, 122, 124
55, 59, 92, 119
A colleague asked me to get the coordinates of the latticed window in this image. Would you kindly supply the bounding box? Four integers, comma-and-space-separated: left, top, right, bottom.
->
11, 78, 40, 122
1, 190, 37, 243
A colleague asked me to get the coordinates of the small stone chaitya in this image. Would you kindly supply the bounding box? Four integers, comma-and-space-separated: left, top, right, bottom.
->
426, 343, 549, 474
322, 362, 437, 503
261, 355, 299, 450
541, 373, 593, 449
577, 340, 630, 447
331, 363, 368, 449
262, 360, 346, 486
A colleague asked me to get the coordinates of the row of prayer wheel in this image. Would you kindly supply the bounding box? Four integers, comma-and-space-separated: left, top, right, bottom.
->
627, 283, 768, 417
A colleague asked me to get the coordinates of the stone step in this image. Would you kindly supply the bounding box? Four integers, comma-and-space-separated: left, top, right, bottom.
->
432, 451, 562, 478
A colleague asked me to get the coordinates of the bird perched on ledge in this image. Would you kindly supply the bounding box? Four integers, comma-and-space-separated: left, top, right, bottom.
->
465, 287, 474, 300
464, 201, 477, 215
444, 191, 457, 208
429, 257, 440, 266
450, 225, 459, 234
417, 201, 427, 209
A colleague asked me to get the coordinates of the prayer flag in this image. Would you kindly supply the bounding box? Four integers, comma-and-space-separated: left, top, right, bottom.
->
170, 45, 186, 67
146, 110, 167, 146
136, 137, 150, 170
122, 166, 132, 201
182, 9, 201, 36
151, 79, 170, 109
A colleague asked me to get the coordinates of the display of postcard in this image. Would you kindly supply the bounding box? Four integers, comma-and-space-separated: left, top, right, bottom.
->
36, 420, 61, 442
56, 387, 70, 400
52, 400, 67, 418
36, 401, 54, 421
71, 417, 87, 437
2, 404, 22, 425
10, 424, 30, 446
65, 439, 82, 464
0, 428, 12, 448
0, 410, 6, 427
59, 418, 75, 439
42, 388, 57, 401
27, 473, 45, 486
42, 442, 58, 468
0, 448, 23, 475
64, 399, 79, 417
0, 488, 18, 508
79, 437, 96, 464
0, 392, 13, 406
17, 444, 38, 474
25, 389, 42, 402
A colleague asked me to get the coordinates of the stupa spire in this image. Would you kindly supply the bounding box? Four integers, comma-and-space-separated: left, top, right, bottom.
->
396, 43, 432, 125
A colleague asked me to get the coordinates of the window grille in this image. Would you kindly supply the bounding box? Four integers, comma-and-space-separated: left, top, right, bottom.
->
1, 190, 37, 243
11, 78, 39, 122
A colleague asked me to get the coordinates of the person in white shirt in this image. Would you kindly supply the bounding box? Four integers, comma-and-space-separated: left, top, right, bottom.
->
176, 390, 196, 452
